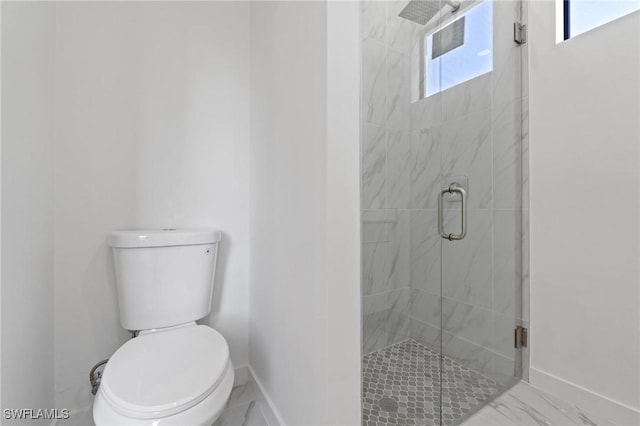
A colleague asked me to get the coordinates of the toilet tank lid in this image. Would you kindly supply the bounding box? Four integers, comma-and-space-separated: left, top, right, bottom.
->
109, 229, 221, 248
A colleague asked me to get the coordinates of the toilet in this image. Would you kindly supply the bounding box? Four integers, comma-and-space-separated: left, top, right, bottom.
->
93, 229, 234, 426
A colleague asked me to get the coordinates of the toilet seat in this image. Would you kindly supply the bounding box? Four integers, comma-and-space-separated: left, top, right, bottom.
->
100, 324, 230, 419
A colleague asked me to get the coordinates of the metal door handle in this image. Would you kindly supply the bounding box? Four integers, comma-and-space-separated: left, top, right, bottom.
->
438, 183, 467, 241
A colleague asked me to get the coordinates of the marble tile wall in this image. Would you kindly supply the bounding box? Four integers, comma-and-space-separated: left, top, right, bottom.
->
362, 0, 417, 354
361, 0, 529, 385
409, 0, 528, 383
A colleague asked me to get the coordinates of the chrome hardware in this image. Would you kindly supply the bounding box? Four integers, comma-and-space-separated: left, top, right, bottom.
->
514, 22, 527, 45
89, 359, 109, 395
515, 326, 528, 348
438, 183, 467, 241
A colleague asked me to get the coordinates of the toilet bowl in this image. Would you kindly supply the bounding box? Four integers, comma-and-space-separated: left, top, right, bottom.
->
93, 323, 234, 425
93, 229, 232, 426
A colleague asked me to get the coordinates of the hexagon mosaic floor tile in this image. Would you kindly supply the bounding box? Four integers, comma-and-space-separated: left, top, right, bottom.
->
362, 339, 502, 426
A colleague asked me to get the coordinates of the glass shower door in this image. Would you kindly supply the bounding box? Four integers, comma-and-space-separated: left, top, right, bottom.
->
360, 0, 527, 424
434, 0, 527, 422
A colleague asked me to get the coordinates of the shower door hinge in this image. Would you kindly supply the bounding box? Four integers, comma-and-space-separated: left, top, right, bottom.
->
514, 326, 528, 348
514, 22, 527, 45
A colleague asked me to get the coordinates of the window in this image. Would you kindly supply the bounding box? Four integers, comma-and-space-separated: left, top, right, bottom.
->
564, 0, 640, 40
422, 0, 493, 98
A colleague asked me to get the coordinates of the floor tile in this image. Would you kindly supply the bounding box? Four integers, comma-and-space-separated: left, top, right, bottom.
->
362, 339, 503, 426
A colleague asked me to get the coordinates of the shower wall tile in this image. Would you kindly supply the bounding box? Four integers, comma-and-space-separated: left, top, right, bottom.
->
411, 289, 440, 326
360, 0, 528, 386
522, 97, 529, 210
361, 0, 415, 357
387, 209, 410, 289
363, 242, 387, 297
442, 109, 493, 209
492, 313, 526, 383
363, 209, 387, 243
362, 39, 387, 125
361, 0, 387, 43
492, 0, 522, 106
442, 209, 493, 309
410, 31, 423, 104
410, 127, 441, 209
387, 128, 411, 208
493, 99, 523, 210
493, 353, 517, 380
387, 51, 411, 131
521, 98, 529, 323
363, 293, 388, 354
410, 318, 441, 350
387, 287, 411, 345
410, 209, 440, 294
521, 320, 530, 381
493, 312, 518, 361
521, 209, 530, 322
442, 297, 492, 349
493, 210, 522, 318
442, 331, 493, 376
410, 94, 441, 130
521, 21, 529, 99
362, 124, 387, 209
441, 72, 491, 121
386, 0, 414, 54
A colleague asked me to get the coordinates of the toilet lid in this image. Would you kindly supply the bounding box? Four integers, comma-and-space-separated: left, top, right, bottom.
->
100, 325, 230, 419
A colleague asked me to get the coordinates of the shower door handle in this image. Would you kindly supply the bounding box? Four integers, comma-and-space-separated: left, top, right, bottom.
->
438, 183, 467, 241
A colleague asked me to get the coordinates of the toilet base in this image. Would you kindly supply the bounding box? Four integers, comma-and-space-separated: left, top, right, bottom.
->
93, 361, 234, 426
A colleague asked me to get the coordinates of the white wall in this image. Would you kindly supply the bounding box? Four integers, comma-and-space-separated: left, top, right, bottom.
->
325, 2, 362, 423
1, 2, 55, 422
1, 0, 3, 412
1, 2, 361, 424
528, 2, 640, 424
53, 2, 250, 417
249, 1, 361, 424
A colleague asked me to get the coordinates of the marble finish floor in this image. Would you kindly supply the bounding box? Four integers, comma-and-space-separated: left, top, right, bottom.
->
362, 339, 504, 426
462, 381, 613, 426
214, 370, 276, 426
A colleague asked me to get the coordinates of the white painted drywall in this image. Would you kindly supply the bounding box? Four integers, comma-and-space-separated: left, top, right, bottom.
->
53, 2, 250, 415
249, 1, 361, 424
249, 2, 329, 423
1, 2, 55, 420
0, 0, 3, 412
528, 2, 640, 423
325, 1, 362, 424
2, 3, 361, 423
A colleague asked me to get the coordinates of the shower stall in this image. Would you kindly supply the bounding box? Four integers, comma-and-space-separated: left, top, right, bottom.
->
360, 0, 528, 424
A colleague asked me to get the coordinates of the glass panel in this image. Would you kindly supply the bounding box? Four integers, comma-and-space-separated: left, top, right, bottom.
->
568, 0, 640, 39
425, 1, 493, 97
361, 0, 526, 424
437, 0, 526, 423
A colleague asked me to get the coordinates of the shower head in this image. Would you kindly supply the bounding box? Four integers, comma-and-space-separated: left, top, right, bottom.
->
398, 0, 460, 25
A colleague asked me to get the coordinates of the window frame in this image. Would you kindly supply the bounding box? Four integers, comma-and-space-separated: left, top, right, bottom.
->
562, 0, 640, 40
416, 0, 493, 100
563, 0, 571, 40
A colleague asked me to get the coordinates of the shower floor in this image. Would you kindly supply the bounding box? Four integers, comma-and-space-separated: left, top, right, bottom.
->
362, 339, 503, 426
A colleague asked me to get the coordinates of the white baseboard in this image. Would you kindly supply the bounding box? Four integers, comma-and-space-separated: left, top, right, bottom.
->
233, 364, 250, 387
247, 364, 287, 426
530, 367, 640, 426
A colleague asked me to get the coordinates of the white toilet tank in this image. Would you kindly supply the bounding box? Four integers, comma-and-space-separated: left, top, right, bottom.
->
108, 229, 221, 331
